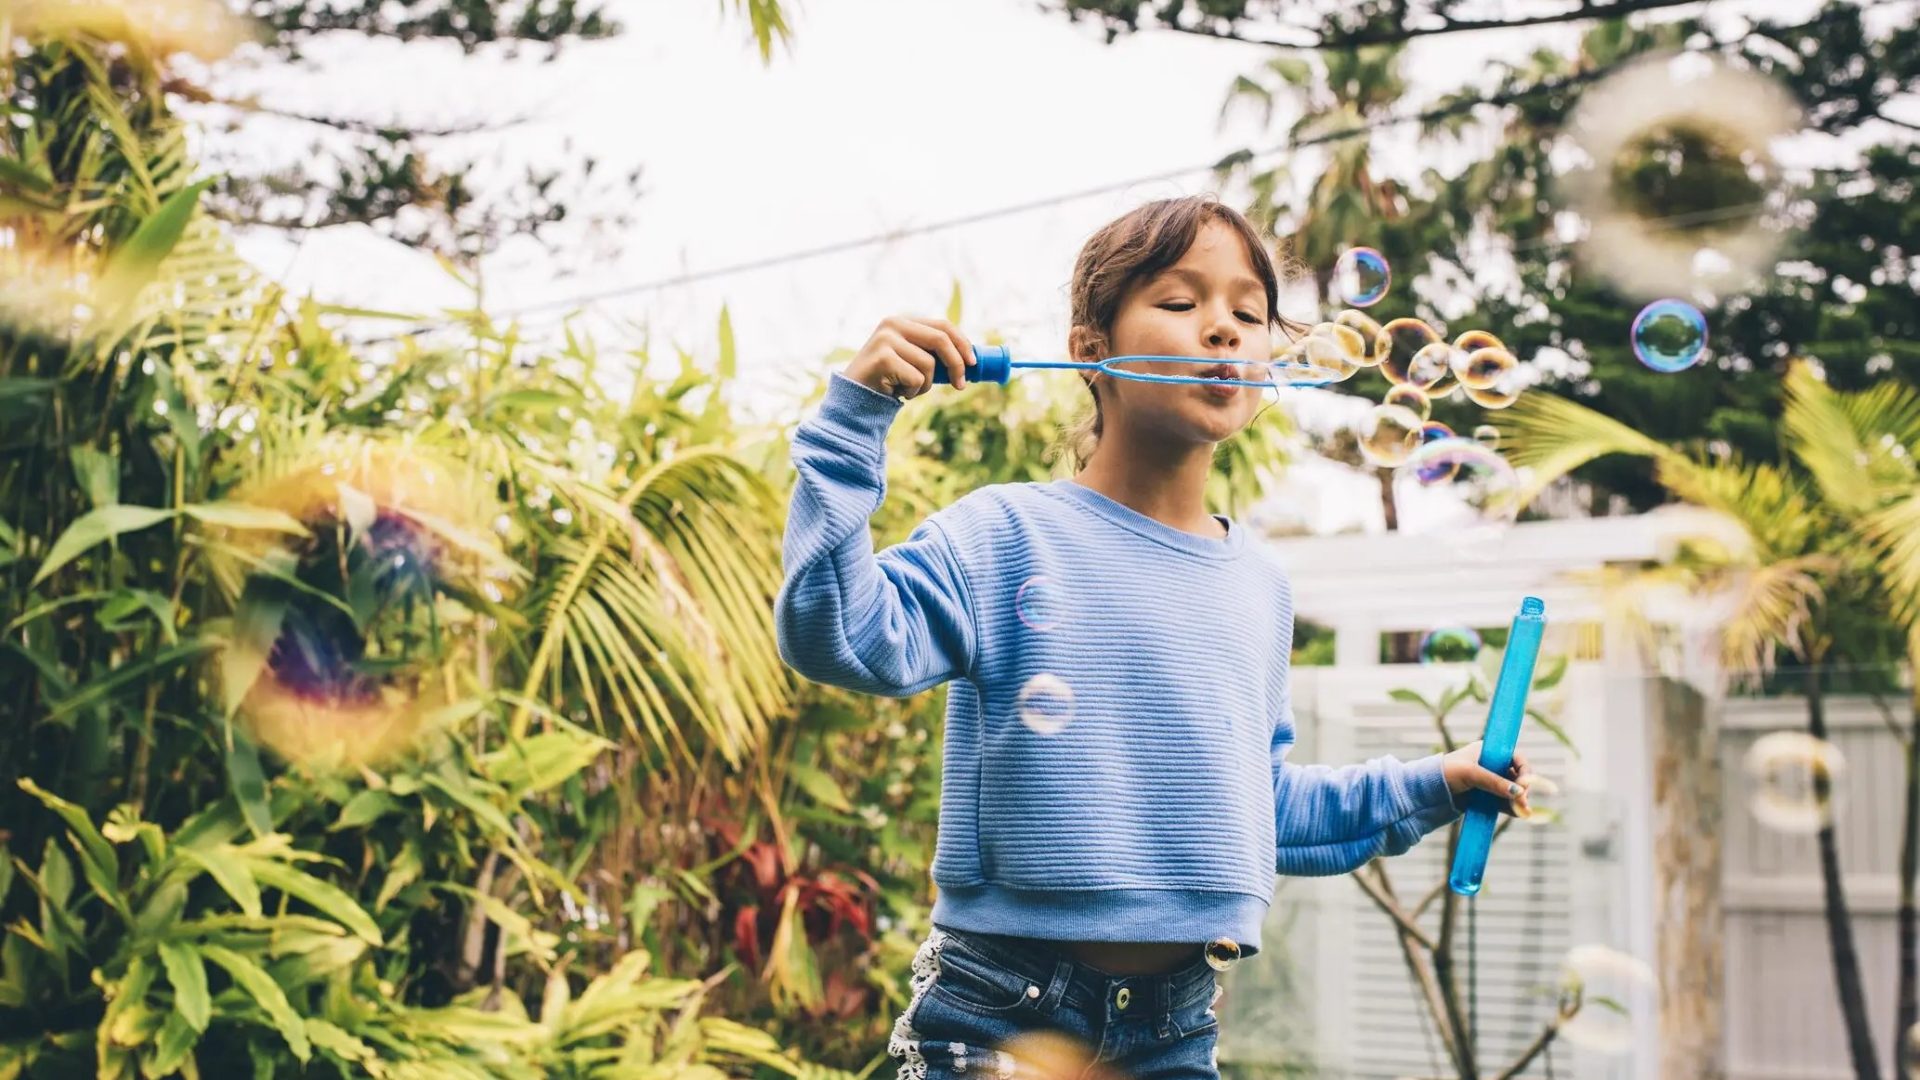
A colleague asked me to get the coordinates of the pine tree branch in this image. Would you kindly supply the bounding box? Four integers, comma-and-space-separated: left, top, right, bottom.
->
1082, 0, 1709, 51
1329, 0, 1709, 47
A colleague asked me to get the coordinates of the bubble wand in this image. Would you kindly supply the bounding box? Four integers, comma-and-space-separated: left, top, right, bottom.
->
933, 344, 1341, 389
1448, 595, 1546, 896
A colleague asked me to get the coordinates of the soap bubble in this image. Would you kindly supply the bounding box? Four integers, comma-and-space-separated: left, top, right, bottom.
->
1472, 424, 1501, 450
1566, 54, 1798, 300
1204, 938, 1242, 972
1407, 342, 1456, 391
1743, 731, 1844, 834
1273, 340, 1353, 386
1456, 341, 1518, 391
1379, 318, 1441, 386
1414, 422, 1458, 482
1558, 945, 1656, 1056
1464, 362, 1526, 410
1107, 356, 1278, 387
1631, 299, 1709, 372
1015, 576, 1062, 632
12, 0, 257, 61
1393, 438, 1524, 536
1334, 310, 1388, 367
1332, 247, 1391, 307
1452, 330, 1505, 356
1018, 674, 1076, 736
1003, 1033, 1114, 1080
1384, 383, 1432, 422
1291, 331, 1360, 384
1312, 320, 1369, 365
1359, 404, 1424, 468
1418, 626, 1482, 664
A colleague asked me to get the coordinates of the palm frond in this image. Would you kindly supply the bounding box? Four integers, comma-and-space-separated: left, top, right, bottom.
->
1861, 492, 1920, 629
512, 447, 790, 768
1652, 456, 1820, 560
1714, 554, 1835, 674
1784, 360, 1920, 516
1500, 392, 1673, 503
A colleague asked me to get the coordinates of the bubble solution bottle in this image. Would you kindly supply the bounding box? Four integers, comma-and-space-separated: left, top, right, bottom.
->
1448, 596, 1546, 896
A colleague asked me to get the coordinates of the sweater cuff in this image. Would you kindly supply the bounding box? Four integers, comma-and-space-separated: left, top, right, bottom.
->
813, 372, 903, 449
1404, 753, 1463, 827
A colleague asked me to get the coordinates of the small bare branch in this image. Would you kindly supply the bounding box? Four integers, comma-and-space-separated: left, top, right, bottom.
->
1492, 1018, 1565, 1080
1352, 864, 1439, 952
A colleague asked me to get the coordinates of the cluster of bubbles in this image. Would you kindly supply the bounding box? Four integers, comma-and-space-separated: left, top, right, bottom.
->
1742, 731, 1845, 834
1321, 233, 1716, 456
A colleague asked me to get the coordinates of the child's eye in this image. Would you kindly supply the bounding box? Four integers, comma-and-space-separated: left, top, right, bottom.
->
1158, 302, 1195, 312
1236, 311, 1262, 324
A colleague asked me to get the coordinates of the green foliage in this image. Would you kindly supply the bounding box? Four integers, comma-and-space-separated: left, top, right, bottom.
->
0, 13, 875, 1077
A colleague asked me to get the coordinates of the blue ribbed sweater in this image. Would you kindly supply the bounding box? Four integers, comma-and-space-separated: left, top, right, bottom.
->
776, 374, 1460, 954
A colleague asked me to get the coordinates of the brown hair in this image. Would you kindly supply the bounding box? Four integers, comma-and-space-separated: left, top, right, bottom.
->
1060, 195, 1306, 470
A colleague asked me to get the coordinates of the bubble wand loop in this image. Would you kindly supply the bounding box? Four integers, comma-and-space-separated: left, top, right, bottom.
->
1448, 595, 1547, 896
932, 344, 1342, 390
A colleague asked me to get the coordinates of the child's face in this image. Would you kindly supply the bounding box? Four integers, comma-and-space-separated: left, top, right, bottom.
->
1097, 221, 1275, 447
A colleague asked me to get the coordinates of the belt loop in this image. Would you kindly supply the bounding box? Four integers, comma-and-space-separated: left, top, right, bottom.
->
1037, 957, 1073, 1014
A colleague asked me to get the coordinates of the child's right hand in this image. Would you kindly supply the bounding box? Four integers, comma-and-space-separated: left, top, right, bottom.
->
846, 316, 975, 400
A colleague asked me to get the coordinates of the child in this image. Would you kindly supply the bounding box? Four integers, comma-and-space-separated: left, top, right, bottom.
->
775, 196, 1534, 1080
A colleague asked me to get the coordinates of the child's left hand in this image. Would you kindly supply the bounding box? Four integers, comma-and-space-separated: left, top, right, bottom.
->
1441, 741, 1536, 818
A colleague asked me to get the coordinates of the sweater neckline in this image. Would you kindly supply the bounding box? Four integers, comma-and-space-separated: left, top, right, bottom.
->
1046, 478, 1247, 559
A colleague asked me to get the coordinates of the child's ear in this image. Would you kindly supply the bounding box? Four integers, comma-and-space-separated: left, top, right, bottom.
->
1068, 326, 1106, 364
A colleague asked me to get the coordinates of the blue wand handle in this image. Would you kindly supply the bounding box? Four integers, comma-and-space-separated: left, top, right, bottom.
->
1448, 596, 1546, 896
930, 345, 1014, 385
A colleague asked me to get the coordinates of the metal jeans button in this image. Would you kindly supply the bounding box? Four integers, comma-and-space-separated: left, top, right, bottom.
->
1115, 987, 1131, 1010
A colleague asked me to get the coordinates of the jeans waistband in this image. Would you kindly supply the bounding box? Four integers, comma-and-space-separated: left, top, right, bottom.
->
934, 924, 1216, 1015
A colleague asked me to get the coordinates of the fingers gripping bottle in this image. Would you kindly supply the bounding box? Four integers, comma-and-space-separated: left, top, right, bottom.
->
1448, 596, 1546, 896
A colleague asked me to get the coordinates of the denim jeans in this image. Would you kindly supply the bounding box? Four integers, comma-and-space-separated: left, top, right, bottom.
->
887, 926, 1222, 1080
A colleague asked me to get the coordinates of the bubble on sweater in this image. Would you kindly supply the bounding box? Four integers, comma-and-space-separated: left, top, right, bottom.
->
1018, 674, 1075, 736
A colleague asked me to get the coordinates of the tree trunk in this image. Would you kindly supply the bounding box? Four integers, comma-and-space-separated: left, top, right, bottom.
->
1651, 678, 1725, 1079
1378, 467, 1399, 531
1805, 662, 1884, 1080
1895, 667, 1918, 1080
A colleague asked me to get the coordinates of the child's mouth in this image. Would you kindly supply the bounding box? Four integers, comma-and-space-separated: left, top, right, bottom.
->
1199, 364, 1244, 398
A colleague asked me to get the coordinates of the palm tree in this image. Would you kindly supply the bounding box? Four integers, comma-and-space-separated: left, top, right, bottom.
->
1783, 365, 1920, 1079
1215, 45, 1410, 527
1504, 362, 1920, 1080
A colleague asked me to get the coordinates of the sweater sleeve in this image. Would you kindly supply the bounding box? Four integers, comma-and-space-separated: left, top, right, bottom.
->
775, 374, 976, 698
1272, 687, 1462, 876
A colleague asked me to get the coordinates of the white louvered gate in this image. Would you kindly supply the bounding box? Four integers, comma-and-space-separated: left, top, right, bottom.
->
1218, 662, 1630, 1080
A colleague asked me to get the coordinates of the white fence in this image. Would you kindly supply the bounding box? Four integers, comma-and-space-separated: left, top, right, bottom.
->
1223, 513, 1912, 1079
1215, 669, 1910, 1080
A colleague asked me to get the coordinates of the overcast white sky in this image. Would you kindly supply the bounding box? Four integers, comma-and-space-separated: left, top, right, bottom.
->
210, 0, 1585, 416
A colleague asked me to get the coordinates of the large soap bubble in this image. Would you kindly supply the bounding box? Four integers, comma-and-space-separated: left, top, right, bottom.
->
1332, 247, 1391, 307
1631, 298, 1709, 372
1565, 53, 1799, 300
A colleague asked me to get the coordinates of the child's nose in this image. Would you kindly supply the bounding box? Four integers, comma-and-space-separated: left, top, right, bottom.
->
1207, 321, 1240, 349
